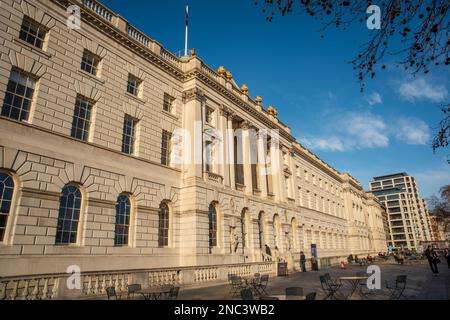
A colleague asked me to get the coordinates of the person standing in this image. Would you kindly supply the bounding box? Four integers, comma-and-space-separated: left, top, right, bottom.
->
444, 248, 450, 269
300, 251, 306, 272
424, 245, 439, 275
265, 244, 272, 259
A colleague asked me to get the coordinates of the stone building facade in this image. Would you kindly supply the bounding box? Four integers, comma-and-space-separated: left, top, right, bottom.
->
0, 0, 387, 296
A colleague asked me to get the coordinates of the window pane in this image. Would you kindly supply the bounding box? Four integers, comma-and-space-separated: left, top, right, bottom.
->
55, 185, 82, 245
121, 116, 136, 155
81, 50, 99, 76
163, 93, 174, 112
19, 17, 46, 49
158, 203, 169, 247
71, 96, 92, 141
160, 130, 172, 166
115, 195, 131, 246
1, 71, 35, 121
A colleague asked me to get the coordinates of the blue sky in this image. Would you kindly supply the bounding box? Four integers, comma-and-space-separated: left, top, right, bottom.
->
102, 0, 449, 198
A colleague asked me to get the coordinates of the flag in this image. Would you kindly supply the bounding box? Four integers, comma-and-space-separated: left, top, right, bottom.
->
186, 4, 189, 28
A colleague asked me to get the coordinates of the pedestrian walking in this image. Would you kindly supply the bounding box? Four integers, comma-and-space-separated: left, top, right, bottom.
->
300, 251, 306, 272
444, 248, 450, 269
424, 245, 439, 275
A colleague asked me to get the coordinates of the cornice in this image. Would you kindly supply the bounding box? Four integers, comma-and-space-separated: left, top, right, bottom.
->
184, 70, 296, 143
51, 0, 183, 79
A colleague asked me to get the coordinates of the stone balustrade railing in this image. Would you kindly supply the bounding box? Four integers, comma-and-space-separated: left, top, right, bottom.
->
205, 171, 224, 184
160, 48, 181, 67
76, 0, 181, 68
81, 0, 113, 22
0, 274, 60, 300
126, 23, 150, 47
0, 262, 276, 300
200, 63, 219, 81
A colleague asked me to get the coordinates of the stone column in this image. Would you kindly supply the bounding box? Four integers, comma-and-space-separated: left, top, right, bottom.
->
182, 88, 204, 181
227, 113, 235, 189
257, 130, 268, 198
219, 106, 229, 187
241, 121, 253, 194
270, 139, 282, 201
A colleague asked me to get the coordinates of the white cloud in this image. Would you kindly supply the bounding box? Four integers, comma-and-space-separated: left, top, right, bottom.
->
342, 113, 389, 148
399, 78, 448, 102
300, 137, 345, 152
300, 112, 389, 152
366, 92, 382, 105
395, 118, 431, 145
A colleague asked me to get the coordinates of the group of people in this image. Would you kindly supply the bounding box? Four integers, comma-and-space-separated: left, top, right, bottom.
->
424, 246, 450, 276
346, 254, 373, 265
266, 244, 450, 275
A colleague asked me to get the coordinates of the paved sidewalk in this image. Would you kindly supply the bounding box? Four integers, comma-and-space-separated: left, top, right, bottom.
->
177, 260, 450, 300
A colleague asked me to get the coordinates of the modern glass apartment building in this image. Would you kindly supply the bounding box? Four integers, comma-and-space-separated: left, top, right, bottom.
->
370, 173, 432, 250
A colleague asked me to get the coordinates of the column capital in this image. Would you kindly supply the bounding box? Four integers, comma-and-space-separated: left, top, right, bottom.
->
182, 88, 204, 103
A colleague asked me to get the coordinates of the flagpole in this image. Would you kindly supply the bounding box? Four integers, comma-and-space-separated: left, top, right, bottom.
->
184, 4, 188, 56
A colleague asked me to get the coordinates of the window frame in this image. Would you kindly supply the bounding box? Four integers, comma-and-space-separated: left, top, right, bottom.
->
1, 69, 36, 122
55, 184, 83, 246
70, 95, 93, 142
158, 202, 170, 248
0, 172, 15, 244
126, 74, 142, 97
19, 16, 48, 50
160, 130, 172, 166
208, 203, 217, 252
80, 49, 100, 76
121, 115, 137, 155
163, 93, 175, 113
114, 194, 131, 247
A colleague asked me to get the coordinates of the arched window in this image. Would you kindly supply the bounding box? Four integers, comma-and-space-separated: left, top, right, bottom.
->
115, 194, 131, 246
258, 212, 265, 249
0, 173, 14, 242
55, 185, 82, 245
241, 209, 247, 249
158, 202, 169, 247
208, 203, 217, 252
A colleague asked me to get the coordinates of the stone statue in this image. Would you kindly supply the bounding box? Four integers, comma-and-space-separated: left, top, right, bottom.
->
286, 232, 293, 252
230, 227, 239, 253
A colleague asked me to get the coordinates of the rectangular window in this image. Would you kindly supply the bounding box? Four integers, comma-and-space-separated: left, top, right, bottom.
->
163, 93, 175, 113
127, 74, 141, 96
19, 17, 46, 49
2, 70, 36, 122
81, 49, 100, 75
122, 116, 137, 155
161, 130, 172, 166
71, 96, 92, 141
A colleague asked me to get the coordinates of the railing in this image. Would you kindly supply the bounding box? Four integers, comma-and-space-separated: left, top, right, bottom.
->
194, 267, 218, 283
148, 269, 181, 286
201, 63, 219, 81
81, 272, 131, 296
205, 172, 223, 184
126, 23, 151, 47
0, 275, 60, 300
0, 261, 276, 299
160, 48, 180, 67
258, 262, 274, 273
227, 265, 251, 277
82, 0, 113, 22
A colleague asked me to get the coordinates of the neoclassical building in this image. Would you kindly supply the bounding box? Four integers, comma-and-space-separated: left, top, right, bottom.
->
0, 0, 387, 298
